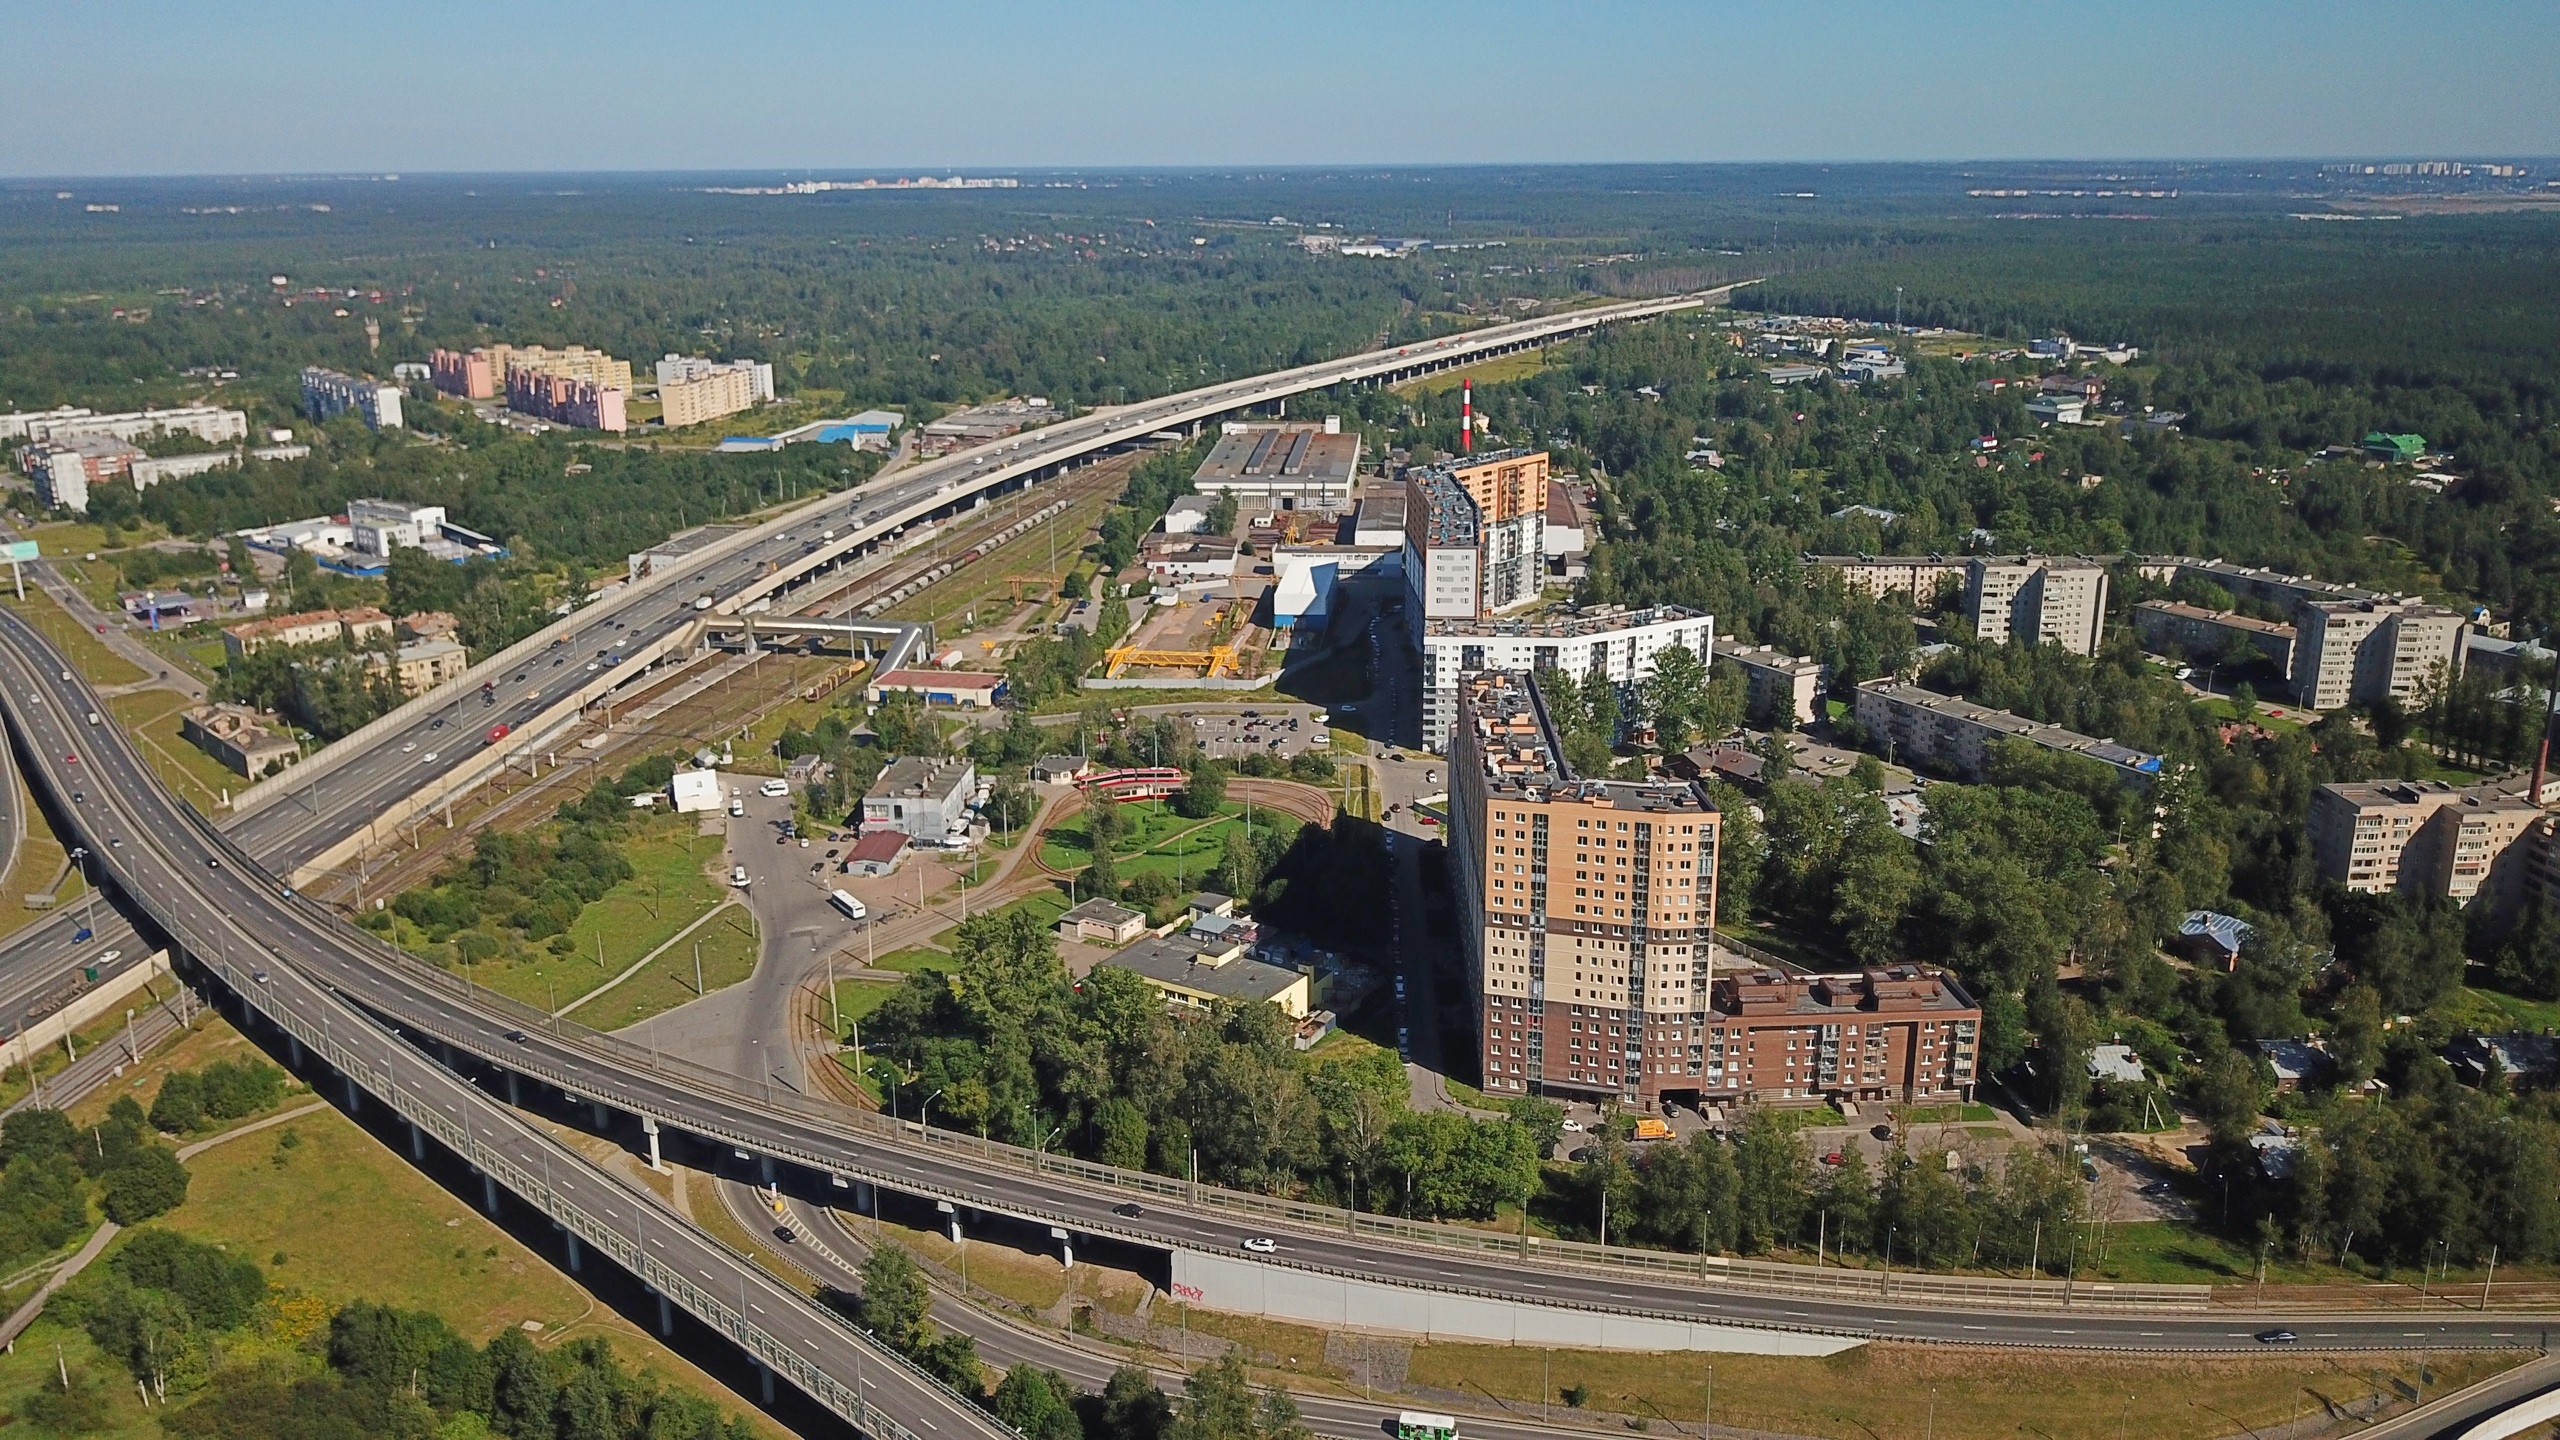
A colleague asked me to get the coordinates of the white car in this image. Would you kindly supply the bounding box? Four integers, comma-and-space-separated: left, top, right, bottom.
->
1240, 1236, 1277, 1254
420, 752, 438, 764
402, 742, 416, 753
1561, 1119, 1585, 1133
758, 779, 791, 799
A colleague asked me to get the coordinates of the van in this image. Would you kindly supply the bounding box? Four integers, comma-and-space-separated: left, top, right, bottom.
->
84, 711, 100, 725
828, 890, 867, 922
728, 800, 745, 817
730, 865, 751, 888
758, 779, 791, 799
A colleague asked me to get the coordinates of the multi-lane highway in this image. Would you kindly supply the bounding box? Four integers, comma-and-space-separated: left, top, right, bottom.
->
7, 603, 2545, 1355
7, 286, 2545, 1389
0, 607, 1007, 1440
0, 291, 1718, 1044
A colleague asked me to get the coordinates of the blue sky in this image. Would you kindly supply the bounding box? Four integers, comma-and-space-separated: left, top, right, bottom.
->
6, 0, 2556, 176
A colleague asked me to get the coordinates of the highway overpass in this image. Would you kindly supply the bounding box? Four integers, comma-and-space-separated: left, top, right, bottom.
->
0, 290, 1722, 1033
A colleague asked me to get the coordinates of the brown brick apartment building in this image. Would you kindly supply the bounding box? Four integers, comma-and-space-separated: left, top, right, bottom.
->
1452, 671, 1981, 1109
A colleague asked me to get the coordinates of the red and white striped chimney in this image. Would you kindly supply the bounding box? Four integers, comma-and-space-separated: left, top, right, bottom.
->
1460, 378, 1473, 453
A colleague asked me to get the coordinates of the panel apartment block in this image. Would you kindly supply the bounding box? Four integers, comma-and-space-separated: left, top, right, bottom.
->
1964, 556, 2108, 654
2131, 600, 2296, 673
2290, 599, 2466, 711
1853, 678, 2162, 788
2307, 779, 2545, 905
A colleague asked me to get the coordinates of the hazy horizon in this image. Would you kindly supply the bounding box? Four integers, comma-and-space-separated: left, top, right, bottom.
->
8, 0, 2557, 178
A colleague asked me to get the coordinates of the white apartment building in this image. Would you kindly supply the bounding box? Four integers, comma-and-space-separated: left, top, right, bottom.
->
1419, 605, 1714, 754
15, 406, 246, 447
2291, 599, 2467, 711
655, 354, 774, 430
1965, 556, 2109, 655
1404, 449, 1549, 625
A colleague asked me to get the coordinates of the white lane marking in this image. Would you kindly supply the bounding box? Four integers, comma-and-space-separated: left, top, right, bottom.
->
1961, 1324, 1987, 1331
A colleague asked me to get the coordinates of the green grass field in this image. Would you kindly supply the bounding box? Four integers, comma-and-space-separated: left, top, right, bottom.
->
2, 589, 146, 686
0, 1014, 786, 1438
1036, 798, 1292, 888
108, 686, 248, 814
564, 901, 761, 1029
415, 817, 729, 1013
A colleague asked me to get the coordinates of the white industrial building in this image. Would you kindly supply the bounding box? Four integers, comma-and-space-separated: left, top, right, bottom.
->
667, 769, 724, 814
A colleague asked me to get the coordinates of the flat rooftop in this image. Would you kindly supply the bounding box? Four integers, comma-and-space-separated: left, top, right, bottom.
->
1194, 425, 1362, 491
1104, 935, 1304, 1003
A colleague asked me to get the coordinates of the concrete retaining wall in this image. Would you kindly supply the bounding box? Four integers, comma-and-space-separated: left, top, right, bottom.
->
0, 950, 169, 1071
1169, 1248, 1859, 1356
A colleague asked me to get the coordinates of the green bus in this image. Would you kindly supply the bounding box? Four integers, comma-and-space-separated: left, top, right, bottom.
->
1395, 1413, 1458, 1440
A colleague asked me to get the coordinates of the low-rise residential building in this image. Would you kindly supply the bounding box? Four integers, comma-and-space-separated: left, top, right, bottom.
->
2132, 600, 2296, 673
2365, 431, 2427, 464
860, 756, 978, 841
1191, 420, 1362, 509
1101, 933, 1312, 1018
1713, 639, 1822, 728
393, 638, 469, 695
300, 367, 403, 429
1057, 898, 1149, 947
1966, 556, 2109, 654
1853, 679, 2164, 788
1418, 604, 1713, 754
2291, 598, 2466, 711
864, 669, 1006, 709
397, 610, 461, 643
221, 606, 395, 660
2025, 395, 2086, 425
180, 703, 298, 779
2306, 778, 2544, 904
2175, 910, 2256, 969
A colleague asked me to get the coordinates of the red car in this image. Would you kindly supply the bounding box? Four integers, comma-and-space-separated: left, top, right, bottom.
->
486, 723, 510, 744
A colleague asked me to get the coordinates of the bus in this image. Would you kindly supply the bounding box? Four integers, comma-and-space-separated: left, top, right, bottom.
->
1395, 1414, 1457, 1440
829, 890, 868, 922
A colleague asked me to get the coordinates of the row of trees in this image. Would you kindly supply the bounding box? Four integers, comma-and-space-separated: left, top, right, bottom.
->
858, 1237, 1305, 1440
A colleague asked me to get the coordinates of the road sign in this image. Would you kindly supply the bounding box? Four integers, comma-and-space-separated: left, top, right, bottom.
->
0, 542, 38, 563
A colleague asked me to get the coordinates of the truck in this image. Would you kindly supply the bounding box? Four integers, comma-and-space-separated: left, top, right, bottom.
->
828, 890, 867, 922
1631, 1116, 1673, 1142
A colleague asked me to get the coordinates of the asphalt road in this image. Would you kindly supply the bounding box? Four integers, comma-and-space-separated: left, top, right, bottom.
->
0, 607, 1005, 1440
